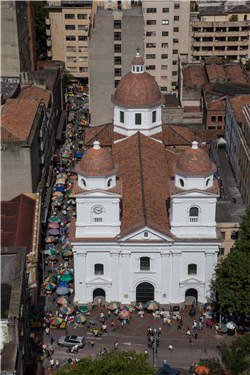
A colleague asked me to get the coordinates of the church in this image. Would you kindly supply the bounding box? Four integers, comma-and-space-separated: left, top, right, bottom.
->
69, 52, 221, 307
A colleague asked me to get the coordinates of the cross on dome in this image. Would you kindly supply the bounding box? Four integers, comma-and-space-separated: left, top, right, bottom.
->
131, 48, 144, 74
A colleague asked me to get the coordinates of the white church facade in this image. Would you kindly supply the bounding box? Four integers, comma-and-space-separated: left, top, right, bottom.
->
70, 53, 221, 307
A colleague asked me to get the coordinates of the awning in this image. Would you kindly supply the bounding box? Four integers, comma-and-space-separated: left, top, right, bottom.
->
56, 110, 66, 140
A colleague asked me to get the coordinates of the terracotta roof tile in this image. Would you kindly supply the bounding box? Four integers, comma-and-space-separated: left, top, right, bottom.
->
206, 64, 227, 81
1, 99, 40, 141
224, 65, 250, 85
18, 86, 50, 109
84, 124, 126, 147
229, 95, 250, 124
208, 99, 226, 110
183, 66, 208, 86
153, 125, 204, 146
205, 57, 223, 65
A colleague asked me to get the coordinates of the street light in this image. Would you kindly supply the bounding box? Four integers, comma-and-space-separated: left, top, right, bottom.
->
148, 327, 161, 369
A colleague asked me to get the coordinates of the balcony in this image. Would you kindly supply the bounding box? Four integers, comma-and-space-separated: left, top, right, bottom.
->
45, 18, 51, 26
191, 20, 250, 28
193, 31, 249, 38
46, 39, 52, 47
193, 40, 248, 47
46, 28, 51, 36
193, 49, 247, 56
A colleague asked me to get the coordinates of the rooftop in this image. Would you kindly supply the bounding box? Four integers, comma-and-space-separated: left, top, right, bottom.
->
206, 64, 227, 81
84, 124, 126, 147
18, 85, 51, 109
229, 95, 250, 124
97, 5, 142, 16
183, 66, 208, 87
207, 98, 226, 110
203, 81, 250, 97
0, 81, 20, 101
164, 94, 180, 108
224, 65, 250, 85
0, 99, 40, 141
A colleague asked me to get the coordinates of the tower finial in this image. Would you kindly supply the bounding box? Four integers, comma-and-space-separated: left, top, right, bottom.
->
136, 47, 140, 56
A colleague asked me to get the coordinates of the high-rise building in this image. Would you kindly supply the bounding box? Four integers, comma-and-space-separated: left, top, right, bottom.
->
1, 1, 37, 77
45, 0, 93, 83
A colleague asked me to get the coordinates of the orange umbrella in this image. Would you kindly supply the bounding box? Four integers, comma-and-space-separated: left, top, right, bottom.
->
194, 366, 210, 375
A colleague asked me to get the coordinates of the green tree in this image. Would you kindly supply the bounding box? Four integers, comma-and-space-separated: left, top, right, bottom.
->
54, 349, 156, 375
234, 208, 250, 253
220, 343, 250, 375
199, 358, 223, 374
33, 1, 47, 57
245, 60, 250, 71
230, 335, 250, 358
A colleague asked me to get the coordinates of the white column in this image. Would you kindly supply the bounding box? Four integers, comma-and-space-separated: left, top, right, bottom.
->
73, 250, 87, 304
161, 251, 171, 304
110, 250, 120, 301
204, 251, 216, 303
121, 250, 131, 303
171, 251, 182, 304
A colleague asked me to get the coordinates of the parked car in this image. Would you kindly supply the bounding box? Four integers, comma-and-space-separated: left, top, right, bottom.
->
57, 335, 85, 348
245, 313, 250, 323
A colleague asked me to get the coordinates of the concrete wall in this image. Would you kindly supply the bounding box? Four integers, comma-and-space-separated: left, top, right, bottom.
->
224, 99, 239, 176
162, 107, 184, 123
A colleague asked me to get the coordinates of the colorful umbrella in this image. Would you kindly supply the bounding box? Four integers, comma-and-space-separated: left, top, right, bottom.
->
79, 306, 89, 313
75, 152, 83, 158
56, 296, 70, 305
118, 310, 131, 319
45, 276, 57, 283
49, 217, 61, 223
54, 186, 65, 192
62, 250, 73, 257
49, 255, 58, 262
48, 222, 59, 229
108, 302, 120, 310
43, 282, 56, 290
60, 269, 73, 275
56, 286, 70, 295
135, 302, 145, 310
194, 366, 210, 375
53, 191, 64, 197
45, 236, 56, 243
60, 304, 74, 315
120, 304, 130, 311
74, 315, 87, 323
62, 244, 72, 250
49, 317, 63, 326
67, 199, 75, 204
62, 239, 71, 245
48, 228, 60, 236
145, 301, 159, 310
44, 249, 57, 256
59, 274, 73, 282
57, 281, 70, 288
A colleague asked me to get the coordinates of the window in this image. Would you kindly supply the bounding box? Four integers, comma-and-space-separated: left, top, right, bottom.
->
66, 36, 76, 41
219, 248, 224, 256
140, 257, 150, 271
162, 43, 168, 48
78, 25, 88, 31
79, 67, 88, 72
147, 20, 156, 25
172, 71, 177, 76
78, 36, 87, 41
173, 27, 179, 32
206, 178, 211, 187
67, 67, 77, 73
95, 264, 104, 275
65, 25, 75, 30
114, 56, 121, 65
82, 178, 86, 186
174, 4, 180, 9
208, 126, 216, 129
78, 14, 87, 19
135, 113, 141, 125
173, 38, 179, 43
161, 86, 168, 91
147, 8, 156, 13
146, 65, 155, 70
218, 116, 223, 122
115, 80, 120, 88
114, 32, 121, 40
146, 43, 156, 48
221, 231, 225, 239
66, 46, 76, 52
231, 231, 238, 240
179, 179, 184, 187
161, 75, 168, 80
114, 20, 121, 29
162, 31, 168, 36
65, 14, 75, 19
162, 20, 169, 25
152, 110, 156, 123
66, 56, 76, 62
115, 68, 121, 76
189, 207, 198, 222
211, 116, 216, 123
244, 15, 247, 21
163, 8, 169, 13
79, 46, 87, 52
161, 65, 168, 70
188, 264, 197, 275
107, 178, 113, 187
79, 57, 88, 62
114, 44, 121, 53
173, 50, 178, 54
94, 218, 102, 222
146, 31, 156, 37
144, 231, 149, 238
161, 54, 168, 59
172, 60, 177, 65
174, 16, 179, 21
146, 54, 156, 59
172, 81, 177, 86
120, 111, 124, 123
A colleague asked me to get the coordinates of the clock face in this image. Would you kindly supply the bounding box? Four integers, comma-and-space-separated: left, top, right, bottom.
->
93, 206, 103, 214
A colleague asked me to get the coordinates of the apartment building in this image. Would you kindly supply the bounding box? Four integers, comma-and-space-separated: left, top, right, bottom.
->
142, 1, 190, 93
45, 1, 92, 82
189, 2, 250, 63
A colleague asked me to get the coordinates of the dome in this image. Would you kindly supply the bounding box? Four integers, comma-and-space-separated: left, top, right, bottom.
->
173, 141, 217, 176
131, 55, 144, 65
75, 141, 119, 177
111, 71, 164, 108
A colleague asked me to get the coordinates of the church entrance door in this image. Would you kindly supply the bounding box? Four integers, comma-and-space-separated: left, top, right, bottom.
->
136, 282, 154, 303
185, 288, 198, 305
93, 288, 105, 305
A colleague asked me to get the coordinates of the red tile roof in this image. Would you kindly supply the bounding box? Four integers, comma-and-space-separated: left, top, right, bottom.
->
205, 57, 223, 65
153, 125, 204, 146
224, 65, 250, 85
229, 95, 250, 124
206, 64, 227, 81
207, 99, 226, 110
1, 194, 36, 254
183, 66, 208, 86
18, 86, 51, 109
84, 124, 126, 147
1, 99, 40, 141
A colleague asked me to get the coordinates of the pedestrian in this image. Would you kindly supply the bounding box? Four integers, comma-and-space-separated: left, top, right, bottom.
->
102, 324, 107, 333
90, 339, 95, 349
206, 319, 210, 329
169, 344, 173, 354
52, 295, 55, 304
189, 338, 193, 347
100, 312, 104, 321
194, 331, 198, 339
98, 298, 102, 307
114, 341, 119, 349
87, 340, 91, 349
46, 327, 50, 336
180, 317, 183, 326
111, 320, 116, 330
50, 335, 54, 345
163, 358, 167, 366
177, 322, 182, 330
50, 358, 54, 368
192, 320, 197, 330
108, 310, 111, 318
55, 360, 59, 370
144, 350, 148, 358
210, 321, 213, 330
163, 317, 167, 325
167, 318, 171, 327
92, 301, 95, 310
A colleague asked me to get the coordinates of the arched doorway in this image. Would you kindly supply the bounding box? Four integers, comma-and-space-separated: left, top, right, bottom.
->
93, 288, 105, 305
185, 288, 198, 305
136, 282, 154, 303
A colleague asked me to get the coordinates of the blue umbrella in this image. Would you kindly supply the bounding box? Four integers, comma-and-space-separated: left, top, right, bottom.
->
56, 286, 70, 295
55, 186, 65, 192
57, 281, 70, 288
74, 152, 83, 158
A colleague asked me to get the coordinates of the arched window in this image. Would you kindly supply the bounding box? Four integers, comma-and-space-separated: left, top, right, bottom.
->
107, 178, 113, 188
188, 264, 197, 275
179, 178, 184, 187
82, 178, 86, 187
206, 178, 211, 187
95, 264, 104, 275
140, 257, 150, 271
189, 207, 199, 222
